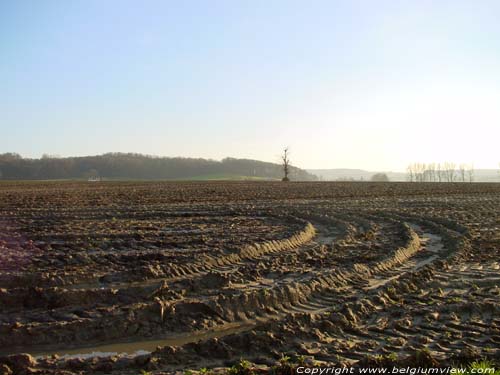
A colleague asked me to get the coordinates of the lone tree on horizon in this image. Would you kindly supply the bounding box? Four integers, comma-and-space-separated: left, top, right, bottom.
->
281, 147, 291, 182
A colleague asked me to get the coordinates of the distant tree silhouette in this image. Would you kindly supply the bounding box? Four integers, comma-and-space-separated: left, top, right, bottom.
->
371, 173, 389, 182
459, 164, 467, 182
281, 147, 291, 182
467, 164, 474, 183
407, 161, 474, 183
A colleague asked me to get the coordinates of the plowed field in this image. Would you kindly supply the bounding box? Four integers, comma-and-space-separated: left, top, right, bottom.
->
0, 181, 499, 374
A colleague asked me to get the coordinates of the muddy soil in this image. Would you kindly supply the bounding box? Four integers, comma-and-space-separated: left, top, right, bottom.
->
0, 181, 499, 374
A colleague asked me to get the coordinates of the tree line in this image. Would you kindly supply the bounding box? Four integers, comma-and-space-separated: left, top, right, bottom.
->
0, 153, 318, 181
406, 162, 475, 182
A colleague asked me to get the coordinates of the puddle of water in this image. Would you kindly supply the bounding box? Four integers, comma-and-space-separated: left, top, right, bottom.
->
317, 235, 336, 244
33, 321, 256, 359
54, 350, 150, 360
313, 224, 338, 245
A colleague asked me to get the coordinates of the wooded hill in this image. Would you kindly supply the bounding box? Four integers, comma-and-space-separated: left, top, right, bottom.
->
0, 153, 318, 181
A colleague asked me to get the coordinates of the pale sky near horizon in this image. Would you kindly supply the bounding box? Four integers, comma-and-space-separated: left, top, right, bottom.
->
1, 0, 499, 171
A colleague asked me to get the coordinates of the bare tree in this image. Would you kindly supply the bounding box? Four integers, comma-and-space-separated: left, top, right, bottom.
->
407, 163, 429, 182
281, 147, 291, 182
459, 164, 467, 182
427, 163, 436, 182
413, 163, 421, 182
467, 164, 474, 183
444, 162, 456, 182
450, 162, 457, 182
406, 164, 415, 182
411, 163, 421, 182
423, 163, 435, 182
415, 163, 426, 182
436, 163, 442, 182
443, 162, 449, 182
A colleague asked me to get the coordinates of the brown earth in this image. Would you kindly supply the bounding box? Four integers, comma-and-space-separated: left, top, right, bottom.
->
0, 181, 499, 374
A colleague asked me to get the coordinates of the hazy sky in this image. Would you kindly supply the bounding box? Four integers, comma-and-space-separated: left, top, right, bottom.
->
1, 0, 499, 171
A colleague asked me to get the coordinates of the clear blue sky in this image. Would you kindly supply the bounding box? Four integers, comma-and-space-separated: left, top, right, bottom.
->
1, 0, 499, 170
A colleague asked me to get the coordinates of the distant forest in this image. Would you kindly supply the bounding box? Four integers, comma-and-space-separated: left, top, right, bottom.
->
0, 153, 318, 181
